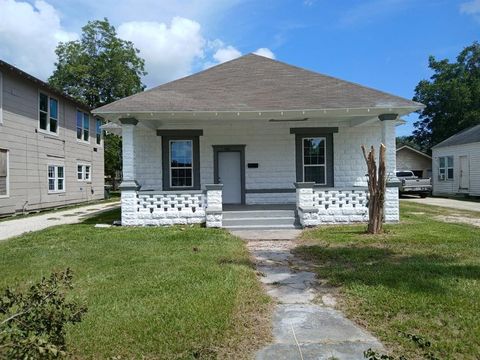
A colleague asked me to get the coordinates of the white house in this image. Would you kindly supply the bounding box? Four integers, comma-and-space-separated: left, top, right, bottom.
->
432, 124, 480, 197
396, 145, 432, 178
93, 54, 423, 228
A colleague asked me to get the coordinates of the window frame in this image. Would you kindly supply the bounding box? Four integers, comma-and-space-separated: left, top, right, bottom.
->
161, 134, 201, 191
438, 156, 454, 181
169, 140, 194, 189
38, 91, 59, 135
292, 128, 336, 187
76, 110, 90, 143
77, 163, 92, 182
302, 137, 327, 185
0, 148, 9, 198
95, 118, 103, 146
47, 164, 65, 193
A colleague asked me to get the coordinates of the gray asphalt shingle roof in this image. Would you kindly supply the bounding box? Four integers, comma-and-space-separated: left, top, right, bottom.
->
433, 124, 480, 149
94, 54, 422, 114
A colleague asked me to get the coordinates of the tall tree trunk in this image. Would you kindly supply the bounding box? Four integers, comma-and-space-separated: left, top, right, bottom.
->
361, 144, 387, 234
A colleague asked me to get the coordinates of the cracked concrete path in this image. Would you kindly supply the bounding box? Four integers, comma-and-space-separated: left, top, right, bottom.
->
0, 201, 120, 241
240, 234, 384, 360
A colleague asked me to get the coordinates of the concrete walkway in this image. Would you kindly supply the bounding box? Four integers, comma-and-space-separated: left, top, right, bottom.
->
0, 201, 120, 241
401, 197, 480, 212
236, 231, 384, 360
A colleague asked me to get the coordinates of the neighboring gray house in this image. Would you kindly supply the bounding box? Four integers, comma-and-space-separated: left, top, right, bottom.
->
396, 145, 432, 178
94, 54, 423, 229
0, 60, 105, 216
432, 124, 480, 197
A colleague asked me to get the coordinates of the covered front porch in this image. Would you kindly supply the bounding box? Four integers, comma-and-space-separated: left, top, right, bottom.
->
113, 109, 401, 228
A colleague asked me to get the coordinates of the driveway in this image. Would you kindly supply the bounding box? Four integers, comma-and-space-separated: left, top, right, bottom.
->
0, 201, 120, 241
401, 196, 480, 212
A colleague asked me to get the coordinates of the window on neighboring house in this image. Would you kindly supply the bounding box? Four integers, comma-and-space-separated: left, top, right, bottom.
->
95, 118, 103, 145
39, 93, 58, 133
0, 149, 8, 197
438, 156, 454, 181
77, 164, 91, 181
302, 137, 326, 184
169, 140, 193, 187
48, 165, 64, 192
76, 111, 89, 142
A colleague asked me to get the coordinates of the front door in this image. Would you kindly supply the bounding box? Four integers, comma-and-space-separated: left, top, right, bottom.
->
459, 155, 469, 189
218, 151, 242, 204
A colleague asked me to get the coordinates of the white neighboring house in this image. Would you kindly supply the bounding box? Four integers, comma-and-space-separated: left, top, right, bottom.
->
432, 124, 480, 197
93, 54, 423, 228
396, 145, 432, 178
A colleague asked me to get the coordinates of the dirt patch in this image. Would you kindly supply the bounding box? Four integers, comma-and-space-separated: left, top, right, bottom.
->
434, 215, 480, 227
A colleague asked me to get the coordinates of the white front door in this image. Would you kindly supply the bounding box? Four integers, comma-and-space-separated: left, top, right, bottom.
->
459, 155, 469, 189
218, 151, 242, 204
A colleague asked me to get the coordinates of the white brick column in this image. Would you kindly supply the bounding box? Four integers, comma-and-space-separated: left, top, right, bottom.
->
379, 114, 400, 222
119, 118, 140, 226
295, 182, 319, 227
205, 184, 223, 228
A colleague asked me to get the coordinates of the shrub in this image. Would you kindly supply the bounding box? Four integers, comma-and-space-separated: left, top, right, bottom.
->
0, 269, 87, 359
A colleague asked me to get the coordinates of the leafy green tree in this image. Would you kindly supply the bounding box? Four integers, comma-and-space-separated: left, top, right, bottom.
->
413, 42, 480, 150
396, 136, 423, 152
49, 18, 147, 188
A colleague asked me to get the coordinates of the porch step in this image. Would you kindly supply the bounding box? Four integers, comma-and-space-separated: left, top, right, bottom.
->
222, 209, 298, 229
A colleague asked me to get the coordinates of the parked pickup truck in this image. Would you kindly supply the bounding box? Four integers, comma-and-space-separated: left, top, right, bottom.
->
396, 171, 432, 198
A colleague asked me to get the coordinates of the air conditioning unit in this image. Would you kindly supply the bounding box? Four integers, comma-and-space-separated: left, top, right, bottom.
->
440, 173, 445, 181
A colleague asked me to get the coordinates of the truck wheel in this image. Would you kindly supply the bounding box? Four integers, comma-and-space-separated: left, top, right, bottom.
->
420, 194, 427, 198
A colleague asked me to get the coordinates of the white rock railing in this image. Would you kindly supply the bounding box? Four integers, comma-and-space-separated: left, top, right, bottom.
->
136, 191, 206, 225
120, 184, 223, 227
295, 182, 369, 226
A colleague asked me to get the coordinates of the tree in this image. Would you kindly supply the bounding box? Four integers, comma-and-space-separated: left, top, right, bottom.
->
49, 18, 147, 188
396, 135, 422, 151
362, 144, 387, 234
413, 42, 480, 151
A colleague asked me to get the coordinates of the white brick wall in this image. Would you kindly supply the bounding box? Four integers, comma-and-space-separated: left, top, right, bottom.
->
132, 119, 386, 200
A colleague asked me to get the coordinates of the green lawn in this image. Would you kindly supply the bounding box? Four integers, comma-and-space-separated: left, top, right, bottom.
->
0, 209, 271, 359
295, 202, 480, 359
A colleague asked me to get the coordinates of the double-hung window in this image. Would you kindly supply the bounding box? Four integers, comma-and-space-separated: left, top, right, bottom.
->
77, 164, 91, 181
76, 111, 90, 142
438, 156, 454, 181
0, 149, 8, 197
39, 93, 58, 133
48, 165, 64, 193
302, 137, 326, 184
169, 140, 193, 187
95, 118, 103, 145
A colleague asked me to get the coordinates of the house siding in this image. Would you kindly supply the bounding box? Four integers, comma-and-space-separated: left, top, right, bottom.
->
432, 142, 480, 196
132, 119, 385, 204
0, 70, 104, 215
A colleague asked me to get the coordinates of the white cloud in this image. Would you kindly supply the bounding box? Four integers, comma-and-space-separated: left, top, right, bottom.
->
212, 45, 242, 63
253, 48, 276, 59
0, 0, 77, 80
460, 0, 480, 20
118, 17, 205, 86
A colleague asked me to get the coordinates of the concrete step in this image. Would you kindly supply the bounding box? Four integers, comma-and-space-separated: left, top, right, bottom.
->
223, 216, 296, 227
225, 224, 299, 230
223, 210, 296, 220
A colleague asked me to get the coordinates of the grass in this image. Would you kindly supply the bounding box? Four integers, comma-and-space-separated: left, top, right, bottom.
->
294, 202, 480, 359
0, 209, 271, 359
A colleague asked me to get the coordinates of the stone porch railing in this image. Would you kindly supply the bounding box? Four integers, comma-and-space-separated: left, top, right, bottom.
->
121, 184, 223, 227
295, 182, 399, 227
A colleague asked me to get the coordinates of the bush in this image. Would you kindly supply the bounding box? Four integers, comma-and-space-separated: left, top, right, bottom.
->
0, 269, 87, 359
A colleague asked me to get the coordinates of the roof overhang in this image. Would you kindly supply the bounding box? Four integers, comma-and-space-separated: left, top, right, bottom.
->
396, 145, 432, 159
94, 105, 422, 124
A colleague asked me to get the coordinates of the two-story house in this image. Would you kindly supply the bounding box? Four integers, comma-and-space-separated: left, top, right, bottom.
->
0, 60, 104, 216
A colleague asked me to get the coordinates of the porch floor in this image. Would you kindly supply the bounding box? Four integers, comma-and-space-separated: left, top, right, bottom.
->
223, 204, 296, 211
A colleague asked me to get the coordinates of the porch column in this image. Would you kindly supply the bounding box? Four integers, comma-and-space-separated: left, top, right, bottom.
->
379, 114, 400, 222
205, 184, 223, 228
295, 182, 319, 227
119, 117, 140, 226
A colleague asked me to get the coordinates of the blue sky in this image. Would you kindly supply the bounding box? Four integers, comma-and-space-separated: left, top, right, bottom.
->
0, 0, 478, 135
